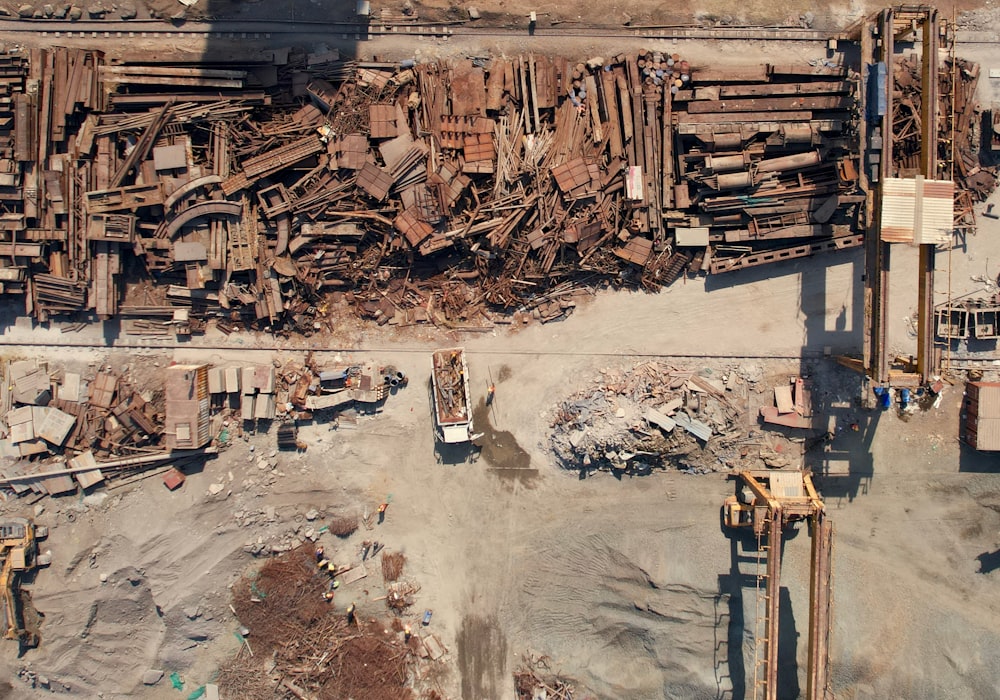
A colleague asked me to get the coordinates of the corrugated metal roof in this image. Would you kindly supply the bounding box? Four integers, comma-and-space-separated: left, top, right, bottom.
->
971, 382, 1000, 418
880, 177, 954, 245
972, 417, 1000, 451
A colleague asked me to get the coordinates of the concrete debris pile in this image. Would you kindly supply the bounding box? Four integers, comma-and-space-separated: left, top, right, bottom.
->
549, 361, 789, 474
220, 545, 430, 700
0, 46, 874, 333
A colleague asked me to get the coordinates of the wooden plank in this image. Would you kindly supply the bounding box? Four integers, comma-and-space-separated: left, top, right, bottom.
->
518, 55, 532, 133
486, 58, 505, 111
774, 384, 795, 414
585, 75, 602, 144
661, 86, 673, 209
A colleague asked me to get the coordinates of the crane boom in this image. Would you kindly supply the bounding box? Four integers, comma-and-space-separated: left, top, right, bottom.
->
723, 470, 832, 700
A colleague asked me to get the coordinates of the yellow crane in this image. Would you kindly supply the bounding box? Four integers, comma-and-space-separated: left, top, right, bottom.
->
723, 470, 833, 700
1, 517, 48, 649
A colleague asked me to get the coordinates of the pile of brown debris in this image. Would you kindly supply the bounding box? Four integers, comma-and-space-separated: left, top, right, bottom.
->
222, 545, 417, 700
514, 654, 578, 700
548, 361, 796, 474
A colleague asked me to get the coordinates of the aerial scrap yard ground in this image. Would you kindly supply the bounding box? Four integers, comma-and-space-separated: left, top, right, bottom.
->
0, 0, 999, 698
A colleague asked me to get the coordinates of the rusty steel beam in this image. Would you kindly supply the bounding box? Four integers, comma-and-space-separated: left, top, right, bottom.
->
686, 95, 852, 114
157, 200, 243, 239
917, 8, 939, 381
709, 234, 864, 274
163, 174, 223, 211
763, 509, 783, 700
718, 81, 853, 98
806, 516, 833, 700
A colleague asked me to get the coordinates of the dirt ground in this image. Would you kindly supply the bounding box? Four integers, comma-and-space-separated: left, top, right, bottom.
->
0, 3, 999, 699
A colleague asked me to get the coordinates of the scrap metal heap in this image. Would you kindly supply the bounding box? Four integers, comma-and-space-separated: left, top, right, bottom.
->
891, 52, 994, 232
0, 354, 403, 501
0, 46, 888, 332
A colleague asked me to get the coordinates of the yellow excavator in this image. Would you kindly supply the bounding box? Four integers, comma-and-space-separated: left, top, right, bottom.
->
723, 469, 832, 700
1, 517, 48, 649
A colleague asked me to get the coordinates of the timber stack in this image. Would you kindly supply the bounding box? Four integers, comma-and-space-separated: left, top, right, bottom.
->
0, 47, 993, 333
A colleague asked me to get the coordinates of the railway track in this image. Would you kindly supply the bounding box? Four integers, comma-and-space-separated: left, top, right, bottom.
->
0, 17, 991, 46
0, 17, 833, 42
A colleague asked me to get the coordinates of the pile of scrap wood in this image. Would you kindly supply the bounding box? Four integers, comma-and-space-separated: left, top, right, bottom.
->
759, 376, 814, 429
0, 45, 900, 334
514, 655, 576, 700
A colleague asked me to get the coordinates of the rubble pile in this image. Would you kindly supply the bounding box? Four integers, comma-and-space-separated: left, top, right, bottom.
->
514, 655, 576, 700
548, 361, 794, 474
0, 354, 405, 501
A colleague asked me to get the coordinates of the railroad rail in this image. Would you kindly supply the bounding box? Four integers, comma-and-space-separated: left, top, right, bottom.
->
0, 17, 991, 44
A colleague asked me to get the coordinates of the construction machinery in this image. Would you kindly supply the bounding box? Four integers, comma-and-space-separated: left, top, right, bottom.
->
1, 517, 48, 649
723, 469, 833, 700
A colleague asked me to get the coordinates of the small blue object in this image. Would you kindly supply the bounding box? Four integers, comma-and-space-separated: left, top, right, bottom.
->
873, 386, 891, 410
422, 609, 433, 626
900, 388, 911, 406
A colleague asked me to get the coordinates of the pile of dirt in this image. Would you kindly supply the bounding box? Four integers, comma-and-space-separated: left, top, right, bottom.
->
26, 565, 167, 695
512, 527, 727, 698
547, 361, 787, 475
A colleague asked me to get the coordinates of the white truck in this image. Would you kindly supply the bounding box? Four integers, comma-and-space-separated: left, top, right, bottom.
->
431, 348, 474, 443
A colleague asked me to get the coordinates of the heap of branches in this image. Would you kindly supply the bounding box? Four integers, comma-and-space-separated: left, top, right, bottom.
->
514, 654, 576, 700
328, 515, 359, 537
382, 551, 406, 582
220, 546, 414, 700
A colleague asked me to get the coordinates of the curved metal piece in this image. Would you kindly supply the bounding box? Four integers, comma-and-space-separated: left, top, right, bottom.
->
163, 174, 224, 211
274, 213, 290, 257
161, 200, 242, 239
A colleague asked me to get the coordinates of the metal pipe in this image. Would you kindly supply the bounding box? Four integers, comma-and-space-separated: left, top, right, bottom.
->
0, 447, 218, 485
704, 152, 749, 173
715, 171, 755, 190
755, 150, 822, 174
